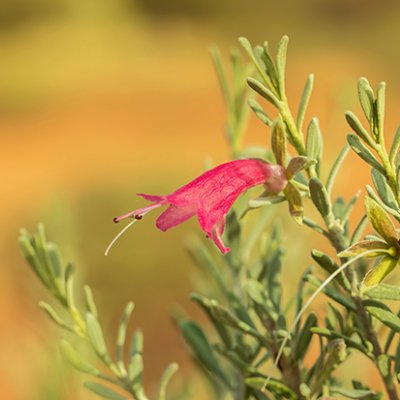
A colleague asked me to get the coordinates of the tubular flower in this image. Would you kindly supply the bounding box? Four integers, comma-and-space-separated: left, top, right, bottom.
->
112, 159, 286, 254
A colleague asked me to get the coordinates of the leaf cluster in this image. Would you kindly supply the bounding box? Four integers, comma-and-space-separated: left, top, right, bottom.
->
19, 224, 178, 400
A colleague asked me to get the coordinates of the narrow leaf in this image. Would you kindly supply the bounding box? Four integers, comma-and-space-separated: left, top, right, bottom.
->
295, 312, 317, 360
345, 111, 374, 146
39, 301, 70, 330
330, 386, 377, 399
284, 182, 303, 224
363, 284, 400, 301
376, 82, 386, 137
276, 35, 289, 95
347, 134, 383, 172
389, 126, 400, 164
371, 168, 398, 209
60, 340, 100, 375
309, 177, 332, 218
248, 98, 272, 126
116, 302, 135, 375
297, 74, 314, 131
271, 118, 286, 166
361, 255, 398, 288
84, 381, 128, 400
247, 77, 281, 108
245, 377, 297, 399
159, 363, 179, 400
365, 197, 398, 245
358, 77, 375, 122
306, 117, 323, 161
180, 320, 229, 386
363, 299, 400, 333
326, 144, 350, 195
84, 285, 98, 319
86, 313, 108, 358
338, 240, 390, 258
286, 156, 316, 179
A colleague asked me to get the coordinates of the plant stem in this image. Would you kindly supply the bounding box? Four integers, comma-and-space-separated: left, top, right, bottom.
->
327, 222, 399, 400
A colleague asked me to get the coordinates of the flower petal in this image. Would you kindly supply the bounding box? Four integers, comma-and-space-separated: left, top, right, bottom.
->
209, 218, 230, 254
156, 205, 197, 231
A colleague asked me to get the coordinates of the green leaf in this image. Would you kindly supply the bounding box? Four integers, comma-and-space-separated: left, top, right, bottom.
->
84, 381, 128, 400
309, 177, 332, 218
39, 301, 70, 331
209, 46, 231, 110
286, 156, 316, 179
247, 77, 281, 108
258, 42, 279, 88
361, 255, 398, 288
371, 168, 398, 209
158, 363, 179, 400
311, 249, 350, 290
363, 284, 400, 300
128, 354, 144, 389
377, 354, 390, 377
376, 82, 386, 137
365, 185, 400, 220
338, 240, 390, 258
389, 126, 400, 164
245, 279, 268, 306
86, 312, 108, 358
347, 134, 383, 172
363, 299, 400, 333
18, 234, 52, 289
283, 182, 303, 224
129, 329, 143, 358
271, 118, 286, 166
306, 117, 323, 161
326, 144, 350, 195
84, 285, 98, 319
45, 242, 63, 284
179, 320, 229, 386
276, 35, 288, 95
365, 197, 398, 245
210, 302, 260, 338
358, 77, 375, 122
239, 37, 272, 88
345, 111, 374, 146
245, 377, 297, 399
330, 386, 377, 399
60, 340, 100, 375
264, 229, 283, 311
295, 312, 317, 360
116, 302, 134, 374
296, 74, 314, 131
248, 98, 272, 126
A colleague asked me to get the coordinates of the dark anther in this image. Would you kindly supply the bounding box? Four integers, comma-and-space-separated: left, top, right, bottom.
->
113, 217, 119, 223
135, 215, 143, 220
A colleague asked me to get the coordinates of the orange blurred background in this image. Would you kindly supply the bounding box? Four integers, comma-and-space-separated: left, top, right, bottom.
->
2, 1, 400, 399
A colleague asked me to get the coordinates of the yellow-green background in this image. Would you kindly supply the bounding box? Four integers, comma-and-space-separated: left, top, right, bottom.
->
2, 0, 400, 398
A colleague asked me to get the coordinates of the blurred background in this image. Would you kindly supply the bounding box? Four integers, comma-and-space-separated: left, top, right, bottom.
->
2, 0, 400, 398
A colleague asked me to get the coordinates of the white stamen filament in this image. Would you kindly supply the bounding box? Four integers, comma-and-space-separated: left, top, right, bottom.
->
262, 249, 379, 393
104, 219, 138, 256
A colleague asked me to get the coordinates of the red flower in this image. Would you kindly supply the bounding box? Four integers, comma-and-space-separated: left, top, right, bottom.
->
109, 159, 286, 254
